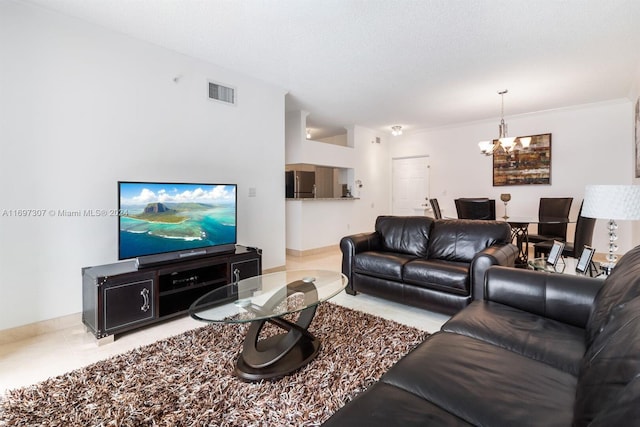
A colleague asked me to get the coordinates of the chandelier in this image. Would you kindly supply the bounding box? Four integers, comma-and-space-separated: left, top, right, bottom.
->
391, 125, 403, 136
478, 90, 531, 156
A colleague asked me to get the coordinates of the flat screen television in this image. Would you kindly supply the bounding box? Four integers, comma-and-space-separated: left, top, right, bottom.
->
118, 181, 237, 266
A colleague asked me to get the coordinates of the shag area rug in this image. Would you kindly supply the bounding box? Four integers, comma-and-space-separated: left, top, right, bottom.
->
0, 303, 428, 426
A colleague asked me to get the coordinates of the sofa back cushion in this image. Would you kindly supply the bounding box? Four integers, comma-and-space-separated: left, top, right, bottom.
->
573, 296, 640, 426
428, 219, 511, 263
374, 216, 433, 257
586, 245, 640, 345
574, 245, 640, 426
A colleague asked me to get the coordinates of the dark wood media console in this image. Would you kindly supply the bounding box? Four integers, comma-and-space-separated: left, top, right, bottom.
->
82, 245, 262, 343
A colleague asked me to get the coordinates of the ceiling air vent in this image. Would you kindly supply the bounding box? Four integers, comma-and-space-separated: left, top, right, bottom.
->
208, 81, 236, 105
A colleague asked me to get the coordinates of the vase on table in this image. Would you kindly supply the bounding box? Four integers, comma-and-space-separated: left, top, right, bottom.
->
500, 193, 511, 219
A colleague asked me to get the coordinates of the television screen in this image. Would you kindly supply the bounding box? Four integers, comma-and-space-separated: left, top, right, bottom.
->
118, 182, 237, 260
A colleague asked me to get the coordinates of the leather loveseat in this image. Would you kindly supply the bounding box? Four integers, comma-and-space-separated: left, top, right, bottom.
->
324, 245, 640, 426
340, 216, 518, 314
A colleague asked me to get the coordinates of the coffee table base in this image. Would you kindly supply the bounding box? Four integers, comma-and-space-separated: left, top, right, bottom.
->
236, 333, 320, 381
236, 303, 320, 381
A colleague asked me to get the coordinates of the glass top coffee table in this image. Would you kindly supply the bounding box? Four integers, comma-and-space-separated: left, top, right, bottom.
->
189, 269, 347, 381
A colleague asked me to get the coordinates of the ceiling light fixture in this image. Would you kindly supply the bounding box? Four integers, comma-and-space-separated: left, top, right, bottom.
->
391, 125, 403, 136
478, 90, 530, 156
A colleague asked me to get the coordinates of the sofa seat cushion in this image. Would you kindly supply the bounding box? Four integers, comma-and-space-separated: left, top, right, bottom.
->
322, 382, 474, 427
353, 251, 416, 281
442, 301, 586, 375
403, 259, 470, 295
381, 332, 577, 427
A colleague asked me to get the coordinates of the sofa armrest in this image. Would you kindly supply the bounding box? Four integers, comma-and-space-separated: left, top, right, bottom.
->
471, 243, 519, 301
484, 266, 603, 328
340, 233, 381, 294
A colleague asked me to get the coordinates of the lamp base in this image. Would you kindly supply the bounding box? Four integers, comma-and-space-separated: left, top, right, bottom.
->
599, 261, 616, 276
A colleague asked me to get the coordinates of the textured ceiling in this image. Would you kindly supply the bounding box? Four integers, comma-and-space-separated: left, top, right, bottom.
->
23, 0, 640, 137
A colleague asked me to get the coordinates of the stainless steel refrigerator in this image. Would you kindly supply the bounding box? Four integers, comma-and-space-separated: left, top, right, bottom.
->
285, 171, 316, 198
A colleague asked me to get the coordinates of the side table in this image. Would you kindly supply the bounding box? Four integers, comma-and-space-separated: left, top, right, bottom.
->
527, 257, 601, 277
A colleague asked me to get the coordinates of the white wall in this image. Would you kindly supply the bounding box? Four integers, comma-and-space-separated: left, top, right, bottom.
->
316, 133, 348, 147
391, 100, 637, 254
0, 1, 286, 330
352, 126, 393, 231
285, 111, 355, 168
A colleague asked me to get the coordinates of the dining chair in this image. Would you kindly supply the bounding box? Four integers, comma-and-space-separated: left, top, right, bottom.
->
534, 201, 596, 258
527, 197, 573, 244
454, 198, 496, 220
429, 198, 442, 219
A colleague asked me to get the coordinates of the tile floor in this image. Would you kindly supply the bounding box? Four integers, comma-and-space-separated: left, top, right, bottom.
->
0, 249, 449, 394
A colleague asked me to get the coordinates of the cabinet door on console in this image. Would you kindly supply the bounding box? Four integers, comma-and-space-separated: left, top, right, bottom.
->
231, 257, 262, 283
102, 272, 156, 334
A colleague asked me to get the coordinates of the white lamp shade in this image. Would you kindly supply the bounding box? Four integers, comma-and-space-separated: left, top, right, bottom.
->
582, 185, 640, 220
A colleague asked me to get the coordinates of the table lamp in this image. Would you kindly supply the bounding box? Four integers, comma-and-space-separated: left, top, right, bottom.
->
582, 185, 640, 274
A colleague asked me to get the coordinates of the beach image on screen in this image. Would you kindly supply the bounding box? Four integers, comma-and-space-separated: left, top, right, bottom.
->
119, 183, 236, 259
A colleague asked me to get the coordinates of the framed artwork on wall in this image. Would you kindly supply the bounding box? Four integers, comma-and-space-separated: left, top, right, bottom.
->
493, 133, 551, 186
635, 97, 640, 178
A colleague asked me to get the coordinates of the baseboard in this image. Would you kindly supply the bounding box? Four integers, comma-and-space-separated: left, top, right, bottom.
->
286, 244, 339, 257
0, 312, 81, 346
263, 265, 286, 274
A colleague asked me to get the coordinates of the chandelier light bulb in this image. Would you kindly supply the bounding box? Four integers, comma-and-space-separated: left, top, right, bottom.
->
391, 125, 403, 136
499, 137, 516, 151
478, 140, 493, 155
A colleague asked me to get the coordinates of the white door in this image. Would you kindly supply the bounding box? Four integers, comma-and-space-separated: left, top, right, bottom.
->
392, 156, 430, 216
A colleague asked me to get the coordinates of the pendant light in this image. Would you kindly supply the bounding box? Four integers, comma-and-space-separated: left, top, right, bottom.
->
479, 90, 528, 156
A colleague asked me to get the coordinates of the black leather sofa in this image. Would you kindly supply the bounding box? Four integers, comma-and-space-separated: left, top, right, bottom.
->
340, 216, 518, 314
324, 245, 640, 426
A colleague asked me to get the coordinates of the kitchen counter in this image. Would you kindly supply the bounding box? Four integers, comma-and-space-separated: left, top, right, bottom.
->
286, 197, 360, 256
